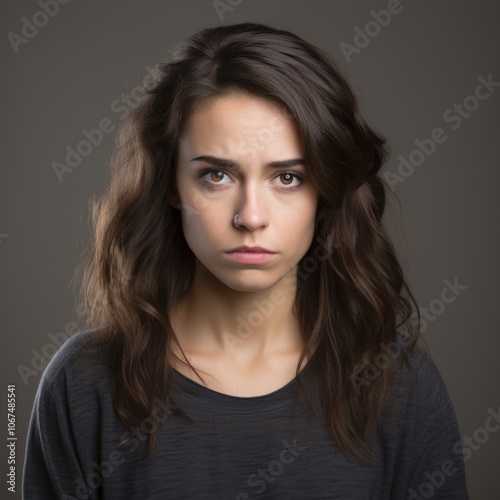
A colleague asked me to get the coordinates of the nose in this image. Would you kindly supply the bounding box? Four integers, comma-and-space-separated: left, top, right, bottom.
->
233, 181, 270, 231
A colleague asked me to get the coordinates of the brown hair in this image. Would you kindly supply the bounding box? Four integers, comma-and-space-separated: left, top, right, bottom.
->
74, 22, 421, 464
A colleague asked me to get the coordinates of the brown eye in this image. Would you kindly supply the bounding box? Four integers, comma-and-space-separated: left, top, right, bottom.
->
279, 173, 293, 185
209, 171, 225, 182
198, 169, 231, 187
274, 172, 303, 189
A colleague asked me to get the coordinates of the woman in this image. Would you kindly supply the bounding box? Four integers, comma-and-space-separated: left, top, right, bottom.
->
23, 22, 468, 498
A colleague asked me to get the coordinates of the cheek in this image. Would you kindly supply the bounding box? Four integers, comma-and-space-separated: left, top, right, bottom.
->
182, 208, 224, 249
178, 179, 229, 223
286, 197, 317, 230
295, 199, 318, 246
177, 182, 212, 228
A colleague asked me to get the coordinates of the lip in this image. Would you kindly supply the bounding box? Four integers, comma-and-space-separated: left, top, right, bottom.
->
224, 246, 277, 264
226, 246, 275, 253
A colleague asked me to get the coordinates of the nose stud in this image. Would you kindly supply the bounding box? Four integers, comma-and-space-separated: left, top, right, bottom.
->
233, 213, 240, 228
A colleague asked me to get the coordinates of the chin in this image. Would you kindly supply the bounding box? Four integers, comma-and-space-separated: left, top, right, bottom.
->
196, 259, 288, 293
217, 271, 287, 293
219, 279, 272, 293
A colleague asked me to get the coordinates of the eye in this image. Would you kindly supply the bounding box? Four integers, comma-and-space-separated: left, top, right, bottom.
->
198, 169, 232, 186
274, 172, 303, 188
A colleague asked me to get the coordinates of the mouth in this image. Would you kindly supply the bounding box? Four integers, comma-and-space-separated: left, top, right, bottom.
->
223, 246, 278, 264
225, 246, 276, 253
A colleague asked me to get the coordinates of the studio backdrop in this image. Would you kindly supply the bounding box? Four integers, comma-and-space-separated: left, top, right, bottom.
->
1, 1, 499, 498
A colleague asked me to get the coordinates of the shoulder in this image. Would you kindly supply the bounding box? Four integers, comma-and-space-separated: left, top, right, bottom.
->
37, 327, 112, 400
380, 344, 469, 495
24, 330, 127, 499
383, 338, 462, 445
29, 328, 118, 445
390, 340, 452, 413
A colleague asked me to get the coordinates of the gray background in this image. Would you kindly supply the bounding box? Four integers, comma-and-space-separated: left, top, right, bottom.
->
1, 0, 499, 498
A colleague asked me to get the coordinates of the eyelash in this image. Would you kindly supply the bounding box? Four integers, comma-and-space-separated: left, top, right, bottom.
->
197, 168, 304, 191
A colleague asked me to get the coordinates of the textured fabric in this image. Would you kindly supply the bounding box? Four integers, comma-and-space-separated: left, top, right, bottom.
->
23, 329, 469, 499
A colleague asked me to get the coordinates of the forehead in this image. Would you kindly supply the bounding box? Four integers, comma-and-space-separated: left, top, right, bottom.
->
178, 93, 302, 159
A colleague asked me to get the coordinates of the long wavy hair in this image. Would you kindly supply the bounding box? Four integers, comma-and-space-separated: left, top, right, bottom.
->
74, 22, 421, 464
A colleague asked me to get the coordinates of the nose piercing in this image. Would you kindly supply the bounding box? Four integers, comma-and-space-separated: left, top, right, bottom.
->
233, 213, 240, 227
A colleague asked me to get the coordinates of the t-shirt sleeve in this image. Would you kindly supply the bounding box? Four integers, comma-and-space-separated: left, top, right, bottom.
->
22, 334, 99, 500
390, 347, 469, 499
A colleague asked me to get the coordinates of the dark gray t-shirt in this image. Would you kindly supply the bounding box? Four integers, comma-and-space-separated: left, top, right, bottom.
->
23, 330, 468, 499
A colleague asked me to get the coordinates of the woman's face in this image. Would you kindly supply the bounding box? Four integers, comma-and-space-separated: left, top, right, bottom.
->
172, 92, 319, 292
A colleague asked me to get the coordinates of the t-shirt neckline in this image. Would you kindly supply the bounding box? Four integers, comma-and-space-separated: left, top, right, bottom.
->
172, 356, 314, 406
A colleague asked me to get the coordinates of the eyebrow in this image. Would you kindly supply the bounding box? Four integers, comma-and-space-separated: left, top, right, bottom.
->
190, 155, 306, 169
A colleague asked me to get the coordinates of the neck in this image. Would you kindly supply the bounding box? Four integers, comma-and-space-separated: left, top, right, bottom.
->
169, 260, 304, 361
